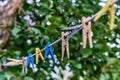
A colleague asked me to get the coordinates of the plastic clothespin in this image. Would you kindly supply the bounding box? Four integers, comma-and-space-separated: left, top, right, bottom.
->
36, 48, 45, 64
61, 32, 70, 60
82, 16, 93, 48
44, 41, 55, 63
94, 0, 115, 30
26, 53, 35, 71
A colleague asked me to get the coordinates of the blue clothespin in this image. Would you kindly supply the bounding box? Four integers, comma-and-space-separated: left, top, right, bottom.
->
44, 41, 55, 63
26, 53, 34, 69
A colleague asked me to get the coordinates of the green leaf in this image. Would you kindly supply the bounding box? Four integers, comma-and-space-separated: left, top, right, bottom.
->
99, 74, 105, 80
4, 72, 15, 80
107, 58, 119, 66
73, 63, 82, 69
24, 77, 34, 80
0, 40, 3, 46
11, 27, 21, 37
80, 48, 92, 58
30, 27, 41, 35
0, 74, 5, 80
94, 44, 103, 49
14, 51, 21, 56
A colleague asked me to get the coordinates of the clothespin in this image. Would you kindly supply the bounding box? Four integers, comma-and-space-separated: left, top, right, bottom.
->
22, 57, 27, 74
94, 0, 115, 30
26, 53, 35, 71
82, 16, 93, 48
44, 41, 55, 63
36, 48, 45, 64
3, 58, 22, 66
61, 32, 70, 60
3, 57, 27, 74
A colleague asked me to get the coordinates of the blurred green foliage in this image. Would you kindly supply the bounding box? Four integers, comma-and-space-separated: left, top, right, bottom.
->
0, 0, 120, 80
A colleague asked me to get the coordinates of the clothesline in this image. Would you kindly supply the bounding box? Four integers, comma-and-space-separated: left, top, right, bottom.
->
5, 0, 119, 61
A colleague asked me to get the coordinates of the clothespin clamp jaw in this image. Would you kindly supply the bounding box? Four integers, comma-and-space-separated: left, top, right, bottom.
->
61, 32, 70, 60
82, 16, 93, 48
44, 41, 55, 63
94, 0, 115, 30
36, 48, 45, 65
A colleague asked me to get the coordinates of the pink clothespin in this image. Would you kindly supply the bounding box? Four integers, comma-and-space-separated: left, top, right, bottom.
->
61, 32, 70, 60
82, 16, 93, 48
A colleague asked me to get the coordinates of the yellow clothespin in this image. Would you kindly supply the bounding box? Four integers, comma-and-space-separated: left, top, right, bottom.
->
61, 32, 70, 60
94, 0, 115, 30
36, 48, 45, 64
82, 16, 93, 48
